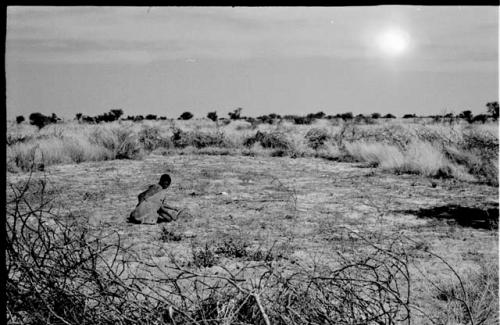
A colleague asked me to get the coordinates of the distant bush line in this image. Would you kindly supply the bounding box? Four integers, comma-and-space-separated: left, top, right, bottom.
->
14, 101, 498, 128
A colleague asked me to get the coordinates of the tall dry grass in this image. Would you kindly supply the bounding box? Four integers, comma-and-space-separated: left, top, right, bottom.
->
7, 119, 498, 185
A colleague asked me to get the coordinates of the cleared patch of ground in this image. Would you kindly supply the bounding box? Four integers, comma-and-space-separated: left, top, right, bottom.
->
7, 154, 498, 322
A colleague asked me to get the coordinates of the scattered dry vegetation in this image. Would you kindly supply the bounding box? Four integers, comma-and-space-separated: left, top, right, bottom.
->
7, 118, 498, 186
6, 117, 499, 324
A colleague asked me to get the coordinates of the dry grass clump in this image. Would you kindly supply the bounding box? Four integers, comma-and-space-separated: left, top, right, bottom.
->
336, 122, 464, 150
7, 136, 112, 172
243, 131, 293, 151
7, 120, 498, 186
435, 259, 499, 325
304, 127, 331, 149
345, 140, 472, 179
88, 126, 143, 159
6, 123, 39, 145
171, 128, 233, 149
345, 141, 404, 168
443, 127, 499, 185
138, 125, 173, 151
394, 141, 457, 177
7, 124, 143, 172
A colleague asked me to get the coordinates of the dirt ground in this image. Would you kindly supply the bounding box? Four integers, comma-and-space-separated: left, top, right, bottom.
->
6, 153, 499, 321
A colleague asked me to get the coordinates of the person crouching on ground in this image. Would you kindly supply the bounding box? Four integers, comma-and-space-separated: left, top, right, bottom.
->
128, 174, 180, 224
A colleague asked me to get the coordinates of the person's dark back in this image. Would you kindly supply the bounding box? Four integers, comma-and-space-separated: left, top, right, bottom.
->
137, 174, 171, 205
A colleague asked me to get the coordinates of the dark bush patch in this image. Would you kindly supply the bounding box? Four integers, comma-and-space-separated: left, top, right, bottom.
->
138, 127, 172, 151
191, 243, 219, 268
171, 128, 229, 149
243, 131, 292, 150
305, 128, 330, 149
160, 227, 182, 242
214, 237, 249, 258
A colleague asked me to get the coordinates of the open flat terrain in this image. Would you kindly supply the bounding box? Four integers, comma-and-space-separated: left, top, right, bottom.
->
7, 153, 498, 322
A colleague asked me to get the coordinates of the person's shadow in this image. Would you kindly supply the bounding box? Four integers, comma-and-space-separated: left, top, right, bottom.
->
396, 204, 498, 230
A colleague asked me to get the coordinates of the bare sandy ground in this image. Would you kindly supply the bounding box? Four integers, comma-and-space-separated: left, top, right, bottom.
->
7, 154, 498, 320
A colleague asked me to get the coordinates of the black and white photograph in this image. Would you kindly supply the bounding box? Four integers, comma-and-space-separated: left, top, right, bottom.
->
5, 6, 499, 324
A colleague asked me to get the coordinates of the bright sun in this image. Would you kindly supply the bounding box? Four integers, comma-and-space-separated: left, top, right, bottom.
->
376, 29, 410, 56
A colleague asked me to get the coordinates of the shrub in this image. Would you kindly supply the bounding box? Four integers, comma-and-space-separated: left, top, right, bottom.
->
486, 101, 499, 120
458, 110, 473, 123
138, 126, 172, 151
243, 131, 292, 150
339, 112, 354, 120
383, 114, 396, 118
159, 227, 182, 242
179, 112, 194, 120
283, 115, 313, 125
228, 107, 243, 120
29, 112, 52, 129
82, 115, 97, 123
191, 243, 219, 268
403, 114, 416, 119
305, 128, 330, 149
16, 115, 25, 124
171, 128, 229, 149
110, 109, 124, 120
307, 111, 325, 119
89, 127, 142, 160
207, 111, 218, 122
214, 237, 249, 258
345, 141, 404, 169
472, 114, 489, 124
371, 113, 381, 119
395, 141, 455, 177
435, 260, 498, 325
145, 114, 157, 120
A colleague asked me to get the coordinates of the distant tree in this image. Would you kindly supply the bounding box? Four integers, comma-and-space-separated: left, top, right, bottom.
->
257, 115, 273, 124
75, 113, 83, 121
228, 107, 243, 120
354, 114, 365, 123
207, 111, 218, 122
340, 112, 353, 120
145, 114, 157, 120
458, 110, 473, 123
49, 113, 60, 123
371, 113, 381, 119
110, 109, 124, 120
159, 116, 167, 120
486, 102, 499, 120
472, 114, 489, 124
29, 112, 51, 129
16, 115, 25, 124
133, 115, 144, 122
268, 113, 281, 119
179, 111, 194, 120
82, 115, 96, 123
402, 114, 416, 119
245, 117, 257, 124
383, 113, 396, 119
307, 111, 325, 119
443, 113, 454, 118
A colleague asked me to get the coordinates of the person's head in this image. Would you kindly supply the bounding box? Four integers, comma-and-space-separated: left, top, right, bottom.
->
159, 174, 171, 189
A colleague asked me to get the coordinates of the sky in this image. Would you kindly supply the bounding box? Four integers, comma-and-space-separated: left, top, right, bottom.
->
6, 6, 499, 120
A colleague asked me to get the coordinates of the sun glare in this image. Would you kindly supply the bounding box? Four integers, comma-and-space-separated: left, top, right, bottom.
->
376, 29, 410, 56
